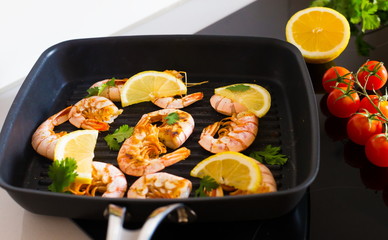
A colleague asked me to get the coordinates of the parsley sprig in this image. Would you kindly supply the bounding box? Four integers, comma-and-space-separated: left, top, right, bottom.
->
164, 112, 180, 125
48, 158, 78, 193
250, 145, 288, 166
310, 0, 388, 56
86, 78, 116, 98
104, 125, 134, 151
195, 176, 220, 197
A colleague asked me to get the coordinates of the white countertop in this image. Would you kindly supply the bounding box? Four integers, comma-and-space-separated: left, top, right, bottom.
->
0, 0, 254, 239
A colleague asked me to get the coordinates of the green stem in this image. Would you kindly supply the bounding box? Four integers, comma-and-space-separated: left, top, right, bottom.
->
354, 62, 388, 123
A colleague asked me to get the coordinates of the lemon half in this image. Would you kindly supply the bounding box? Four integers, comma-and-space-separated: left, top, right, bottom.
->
190, 151, 262, 192
215, 83, 271, 118
54, 130, 98, 184
286, 7, 350, 63
120, 70, 187, 107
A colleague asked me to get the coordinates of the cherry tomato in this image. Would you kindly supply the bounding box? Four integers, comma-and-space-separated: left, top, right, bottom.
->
326, 87, 360, 118
365, 133, 388, 167
357, 60, 388, 90
359, 95, 380, 113
379, 101, 388, 120
359, 95, 388, 121
346, 113, 383, 145
322, 66, 354, 93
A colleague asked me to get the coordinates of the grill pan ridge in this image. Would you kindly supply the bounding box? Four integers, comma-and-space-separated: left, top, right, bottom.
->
0, 35, 319, 221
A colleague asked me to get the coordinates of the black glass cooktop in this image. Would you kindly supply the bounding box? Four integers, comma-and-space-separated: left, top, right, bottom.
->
74, 0, 388, 239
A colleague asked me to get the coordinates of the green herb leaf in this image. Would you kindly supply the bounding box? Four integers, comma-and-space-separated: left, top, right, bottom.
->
85, 87, 100, 98
378, 0, 388, 11
195, 175, 220, 197
226, 84, 251, 92
106, 78, 116, 86
85, 78, 116, 98
249, 145, 288, 165
48, 158, 78, 193
104, 125, 134, 150
164, 112, 180, 125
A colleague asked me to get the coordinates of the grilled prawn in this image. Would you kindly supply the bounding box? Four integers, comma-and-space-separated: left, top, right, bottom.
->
68, 96, 123, 131
136, 109, 195, 149
68, 161, 127, 198
198, 111, 258, 153
117, 122, 191, 177
127, 172, 192, 199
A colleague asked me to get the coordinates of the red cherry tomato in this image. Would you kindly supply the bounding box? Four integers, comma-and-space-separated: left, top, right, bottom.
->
322, 66, 354, 93
365, 133, 388, 167
379, 101, 388, 120
357, 60, 388, 90
326, 87, 360, 118
359, 95, 388, 121
359, 95, 380, 113
346, 113, 383, 145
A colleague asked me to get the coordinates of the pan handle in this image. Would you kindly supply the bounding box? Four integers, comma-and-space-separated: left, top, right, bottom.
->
105, 203, 196, 240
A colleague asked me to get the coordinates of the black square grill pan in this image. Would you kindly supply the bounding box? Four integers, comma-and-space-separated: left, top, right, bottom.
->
0, 35, 319, 222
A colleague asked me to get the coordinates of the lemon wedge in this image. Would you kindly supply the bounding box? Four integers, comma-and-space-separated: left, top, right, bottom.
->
285, 7, 350, 63
215, 83, 271, 118
120, 70, 187, 107
190, 151, 262, 192
54, 130, 98, 184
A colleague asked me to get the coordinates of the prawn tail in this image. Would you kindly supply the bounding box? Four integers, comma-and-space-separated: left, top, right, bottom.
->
159, 147, 191, 167
182, 92, 204, 107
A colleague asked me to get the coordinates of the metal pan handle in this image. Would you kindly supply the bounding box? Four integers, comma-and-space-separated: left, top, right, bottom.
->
105, 203, 196, 240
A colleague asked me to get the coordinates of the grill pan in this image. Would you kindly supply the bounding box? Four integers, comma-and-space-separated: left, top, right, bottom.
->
0, 35, 319, 222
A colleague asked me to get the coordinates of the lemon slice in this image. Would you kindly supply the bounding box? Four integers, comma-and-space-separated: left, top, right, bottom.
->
120, 70, 187, 107
215, 83, 271, 118
285, 7, 350, 63
54, 130, 98, 184
190, 151, 262, 192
